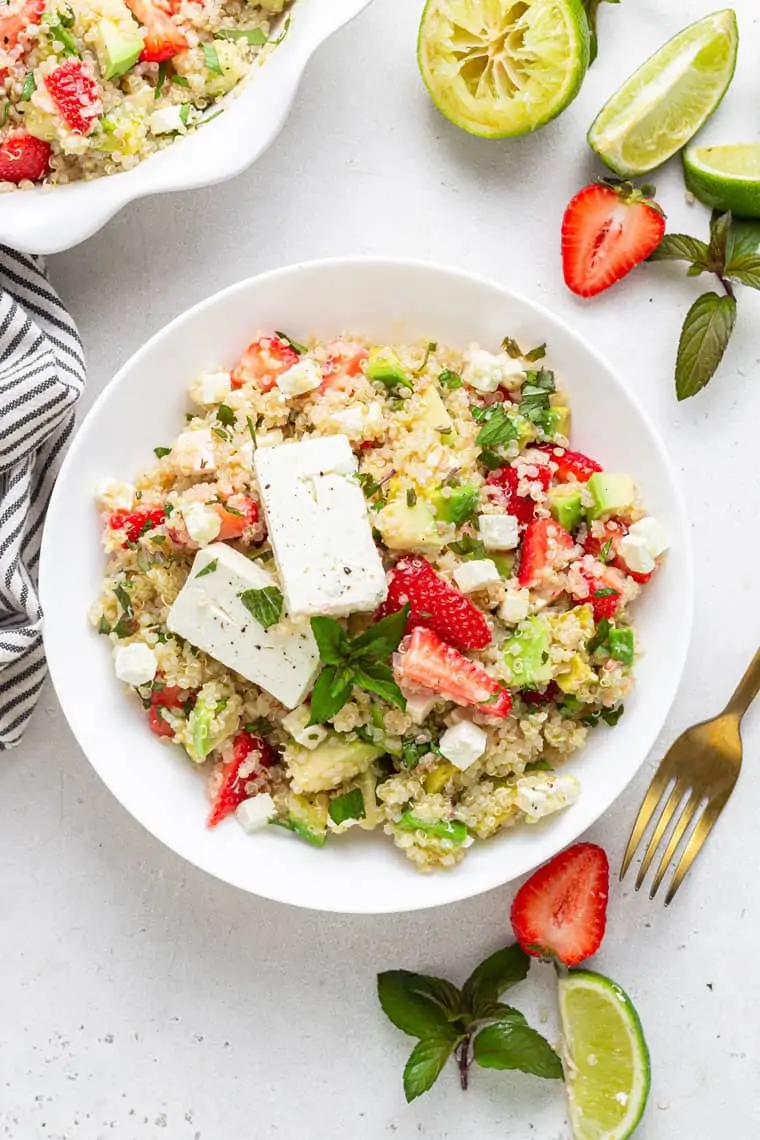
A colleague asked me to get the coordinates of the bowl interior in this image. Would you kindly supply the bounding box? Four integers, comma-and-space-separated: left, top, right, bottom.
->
40, 259, 693, 913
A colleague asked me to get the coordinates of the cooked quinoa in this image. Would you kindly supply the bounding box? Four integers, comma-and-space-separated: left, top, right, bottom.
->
91, 331, 668, 872
0, 0, 292, 187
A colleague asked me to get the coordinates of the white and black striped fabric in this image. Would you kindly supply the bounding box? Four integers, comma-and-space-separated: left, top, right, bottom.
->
0, 248, 85, 750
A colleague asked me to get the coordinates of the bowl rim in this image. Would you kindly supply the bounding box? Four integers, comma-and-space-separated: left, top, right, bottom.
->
40, 256, 695, 913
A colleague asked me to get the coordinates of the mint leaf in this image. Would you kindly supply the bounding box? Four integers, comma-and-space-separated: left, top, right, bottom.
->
524, 342, 546, 363
350, 603, 409, 662
154, 446, 171, 458
462, 943, 530, 1015
328, 787, 365, 825
675, 292, 737, 400
725, 254, 760, 289
725, 217, 760, 263
472, 1002, 527, 1024
601, 703, 625, 726
648, 234, 711, 266
310, 615, 349, 664
403, 1035, 458, 1103
354, 661, 406, 709
217, 403, 235, 427
307, 665, 354, 725
378, 971, 461, 1039
275, 330, 308, 355
216, 26, 267, 44
202, 41, 223, 75
195, 558, 218, 578
474, 405, 519, 449
708, 210, 732, 270
438, 369, 462, 390
473, 1022, 563, 1079
239, 586, 283, 629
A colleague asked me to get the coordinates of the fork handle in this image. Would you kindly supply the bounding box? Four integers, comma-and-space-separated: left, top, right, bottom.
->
725, 648, 760, 722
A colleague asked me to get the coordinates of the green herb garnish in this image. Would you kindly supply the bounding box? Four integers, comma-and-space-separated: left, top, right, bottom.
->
274, 330, 308, 355
438, 369, 463, 390
155, 60, 167, 98
217, 403, 235, 427
239, 585, 283, 629
406, 488, 417, 508
20, 73, 35, 101
196, 558, 218, 579
98, 616, 111, 635
202, 41, 224, 75
328, 788, 366, 825
415, 341, 437, 374
171, 74, 190, 87
154, 446, 171, 458
216, 26, 268, 45
471, 404, 519, 449
212, 427, 229, 442
246, 415, 257, 446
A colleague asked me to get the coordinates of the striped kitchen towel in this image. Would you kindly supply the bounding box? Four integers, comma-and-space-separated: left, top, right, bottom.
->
0, 248, 85, 750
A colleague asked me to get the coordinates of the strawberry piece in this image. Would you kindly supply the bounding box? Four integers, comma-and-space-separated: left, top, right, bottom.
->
109, 506, 165, 544
0, 131, 50, 183
394, 627, 511, 718
562, 180, 666, 299
207, 731, 275, 828
486, 464, 550, 524
231, 334, 299, 392
521, 682, 560, 707
584, 521, 653, 585
125, 0, 188, 60
518, 518, 575, 588
214, 497, 260, 541
537, 444, 602, 483
510, 842, 609, 966
320, 341, 368, 390
376, 555, 492, 651
580, 563, 625, 620
148, 685, 193, 738
0, 0, 45, 53
45, 61, 101, 136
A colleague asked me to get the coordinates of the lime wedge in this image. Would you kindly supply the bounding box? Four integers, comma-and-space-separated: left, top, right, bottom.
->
683, 143, 760, 218
588, 9, 739, 177
558, 969, 651, 1140
417, 0, 590, 139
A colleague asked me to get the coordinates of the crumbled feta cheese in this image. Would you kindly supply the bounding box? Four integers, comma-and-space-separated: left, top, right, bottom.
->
439, 720, 487, 771
148, 105, 188, 135
281, 705, 328, 749
189, 370, 232, 407
172, 428, 216, 475
515, 773, 580, 822
96, 478, 134, 512
453, 559, 501, 593
403, 690, 439, 725
236, 793, 276, 833
276, 358, 322, 397
181, 501, 221, 546
462, 345, 524, 393
114, 642, 157, 687
627, 516, 668, 558
618, 534, 655, 576
478, 513, 519, 550
499, 588, 530, 623
328, 401, 384, 440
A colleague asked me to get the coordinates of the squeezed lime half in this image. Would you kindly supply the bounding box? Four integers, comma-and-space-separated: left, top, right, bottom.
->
558, 969, 651, 1140
588, 9, 739, 177
683, 142, 760, 218
417, 0, 590, 139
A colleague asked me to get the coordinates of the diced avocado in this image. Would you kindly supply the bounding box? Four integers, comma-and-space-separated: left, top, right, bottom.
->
365, 347, 413, 391
587, 473, 636, 520
555, 654, 595, 694
375, 497, 443, 553
272, 792, 329, 846
185, 685, 227, 762
24, 105, 58, 143
549, 485, 583, 532
415, 385, 453, 433
424, 762, 459, 794
540, 405, 571, 440
430, 484, 478, 525
549, 604, 595, 644
510, 411, 538, 448
284, 733, 383, 794
491, 552, 515, 578
94, 17, 143, 80
396, 813, 468, 844
204, 40, 249, 97
501, 616, 552, 689
609, 627, 635, 666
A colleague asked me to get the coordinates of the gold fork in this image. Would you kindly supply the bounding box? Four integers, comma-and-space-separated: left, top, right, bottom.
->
620, 649, 760, 904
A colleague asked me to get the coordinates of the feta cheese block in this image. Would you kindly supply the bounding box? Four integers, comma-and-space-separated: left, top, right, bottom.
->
254, 436, 388, 617
453, 559, 501, 593
236, 793, 276, 833
439, 720, 487, 771
166, 543, 320, 709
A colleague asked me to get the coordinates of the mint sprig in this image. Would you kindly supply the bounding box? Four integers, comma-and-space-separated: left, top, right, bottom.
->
378, 943, 561, 1101
581, 0, 621, 64
308, 606, 409, 725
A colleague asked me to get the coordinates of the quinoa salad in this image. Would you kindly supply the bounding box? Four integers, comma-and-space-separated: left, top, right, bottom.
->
0, 0, 291, 187
91, 332, 668, 872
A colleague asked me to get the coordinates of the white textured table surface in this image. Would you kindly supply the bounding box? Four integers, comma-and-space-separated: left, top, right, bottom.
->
4, 1, 760, 1137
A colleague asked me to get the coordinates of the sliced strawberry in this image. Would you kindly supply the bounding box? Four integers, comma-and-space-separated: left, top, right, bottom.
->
584, 521, 653, 585
214, 496, 260, 541
0, 131, 50, 183
562, 180, 666, 299
231, 334, 299, 392
537, 444, 602, 483
580, 563, 625, 620
486, 464, 550, 525
125, 0, 188, 60
394, 627, 511, 718
518, 518, 575, 588
148, 685, 193, 738
510, 842, 609, 966
45, 61, 101, 135
320, 340, 368, 390
109, 506, 165, 544
376, 556, 491, 651
207, 731, 275, 828
0, 0, 45, 53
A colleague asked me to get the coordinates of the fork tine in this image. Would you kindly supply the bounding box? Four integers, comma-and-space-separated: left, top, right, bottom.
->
664, 794, 729, 906
649, 793, 701, 899
620, 762, 676, 880
633, 778, 683, 890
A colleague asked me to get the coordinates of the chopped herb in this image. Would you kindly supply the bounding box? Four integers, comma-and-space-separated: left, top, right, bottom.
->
216, 26, 268, 45
244, 415, 258, 448
0, 101, 9, 128
519, 369, 556, 423
113, 584, 133, 617
501, 336, 523, 359
438, 369, 463, 390
602, 705, 625, 726
587, 618, 611, 655
244, 718, 273, 736
196, 558, 218, 578
113, 618, 137, 638
212, 427, 230, 442
163, 502, 174, 517
406, 488, 417, 508
415, 341, 437, 374
593, 587, 618, 598
171, 74, 190, 87
202, 107, 224, 125
271, 13, 291, 43
178, 103, 191, 127
155, 60, 167, 98
524, 343, 547, 363
59, 3, 75, 26
274, 330, 308, 355
401, 738, 435, 769
239, 585, 284, 629
448, 534, 487, 561
473, 405, 519, 449
20, 72, 35, 100
599, 539, 613, 563
478, 450, 504, 470
217, 403, 235, 427
524, 757, 554, 772
98, 616, 111, 635
154, 446, 171, 458
329, 787, 366, 825
221, 502, 243, 516
202, 41, 224, 75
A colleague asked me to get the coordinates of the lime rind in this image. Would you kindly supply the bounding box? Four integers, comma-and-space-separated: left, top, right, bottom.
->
588, 9, 739, 177
417, 0, 590, 139
558, 968, 651, 1140
683, 143, 760, 218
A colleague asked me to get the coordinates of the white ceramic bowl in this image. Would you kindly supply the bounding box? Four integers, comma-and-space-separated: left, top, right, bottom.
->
0, 0, 371, 255
40, 258, 693, 913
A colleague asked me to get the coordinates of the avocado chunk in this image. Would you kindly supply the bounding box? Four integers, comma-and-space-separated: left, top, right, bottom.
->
555, 654, 595, 694
395, 813, 468, 844
541, 405, 571, 440
587, 473, 636, 520
609, 627, 635, 666
272, 792, 328, 846
284, 733, 383, 794
501, 616, 552, 689
549, 484, 583, 532
365, 347, 413, 391
430, 484, 478, 525
375, 497, 443, 553
94, 17, 143, 80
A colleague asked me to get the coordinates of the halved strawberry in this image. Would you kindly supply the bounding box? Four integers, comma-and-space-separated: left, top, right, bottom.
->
231, 334, 299, 392
562, 180, 666, 299
537, 444, 602, 483
207, 730, 275, 828
0, 131, 50, 183
125, 0, 188, 60
45, 60, 101, 135
510, 842, 610, 966
585, 521, 653, 585
394, 627, 511, 718
518, 518, 575, 588
320, 340, 368, 390
376, 555, 492, 651
486, 464, 551, 525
